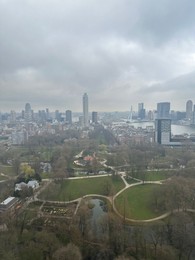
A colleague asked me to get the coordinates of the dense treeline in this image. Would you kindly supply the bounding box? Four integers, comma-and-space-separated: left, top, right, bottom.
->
1, 203, 195, 259
151, 177, 195, 212
89, 125, 119, 145
1, 130, 195, 258
27, 129, 82, 146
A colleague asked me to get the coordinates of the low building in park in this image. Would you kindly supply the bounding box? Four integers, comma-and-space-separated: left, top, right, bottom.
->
0, 197, 18, 213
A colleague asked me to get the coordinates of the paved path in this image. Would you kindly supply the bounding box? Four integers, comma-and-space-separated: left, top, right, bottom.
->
82, 194, 112, 203
33, 165, 195, 223
35, 175, 167, 223
110, 176, 165, 223
68, 174, 112, 180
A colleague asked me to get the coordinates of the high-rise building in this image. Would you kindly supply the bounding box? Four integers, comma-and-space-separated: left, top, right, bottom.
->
38, 110, 47, 122
83, 93, 89, 127
10, 110, 16, 123
157, 102, 170, 119
24, 103, 32, 122
186, 100, 193, 121
148, 110, 154, 121
92, 111, 98, 124
138, 103, 145, 120
55, 110, 62, 122
65, 110, 72, 124
46, 108, 50, 121
155, 119, 171, 145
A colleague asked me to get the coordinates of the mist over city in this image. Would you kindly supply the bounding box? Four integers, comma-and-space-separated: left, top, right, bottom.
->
1, 1, 195, 259
1, 0, 195, 112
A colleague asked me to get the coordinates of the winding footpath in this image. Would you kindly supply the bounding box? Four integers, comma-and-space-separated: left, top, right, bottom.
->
111, 174, 167, 223
30, 159, 195, 223
32, 173, 171, 223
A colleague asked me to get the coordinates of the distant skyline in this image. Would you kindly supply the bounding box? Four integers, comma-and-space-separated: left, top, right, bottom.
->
1, 1, 195, 112
0, 98, 193, 113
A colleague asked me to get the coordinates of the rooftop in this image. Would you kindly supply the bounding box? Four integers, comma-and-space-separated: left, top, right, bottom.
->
0, 197, 16, 205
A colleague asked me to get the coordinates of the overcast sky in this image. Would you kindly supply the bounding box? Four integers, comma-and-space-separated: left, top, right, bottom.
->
1, 0, 195, 112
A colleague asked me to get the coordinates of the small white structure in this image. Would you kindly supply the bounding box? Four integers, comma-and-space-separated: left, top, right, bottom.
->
27, 180, 39, 190
15, 182, 27, 191
15, 180, 39, 191
40, 162, 52, 173
0, 197, 18, 213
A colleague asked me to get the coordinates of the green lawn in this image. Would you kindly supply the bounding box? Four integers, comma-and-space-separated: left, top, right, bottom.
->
0, 165, 15, 176
21, 209, 38, 222
0, 174, 9, 181
145, 170, 172, 181
38, 176, 125, 201
28, 201, 43, 209
40, 172, 53, 179
125, 177, 140, 184
115, 184, 165, 220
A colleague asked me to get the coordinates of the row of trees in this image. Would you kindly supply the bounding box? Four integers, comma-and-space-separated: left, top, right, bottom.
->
0, 196, 195, 260
152, 177, 195, 212
1, 127, 195, 258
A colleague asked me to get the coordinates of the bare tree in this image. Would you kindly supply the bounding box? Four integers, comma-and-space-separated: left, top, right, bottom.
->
52, 243, 82, 260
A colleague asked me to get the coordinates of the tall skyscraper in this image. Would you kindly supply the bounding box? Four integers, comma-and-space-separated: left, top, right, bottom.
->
138, 103, 145, 120
155, 119, 171, 145
55, 110, 61, 122
66, 110, 72, 124
92, 111, 98, 124
157, 102, 170, 119
24, 103, 32, 122
10, 110, 16, 123
186, 100, 193, 121
46, 108, 50, 120
148, 110, 154, 121
83, 93, 89, 127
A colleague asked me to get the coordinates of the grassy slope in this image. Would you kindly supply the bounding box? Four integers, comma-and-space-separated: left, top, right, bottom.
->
115, 184, 165, 220
39, 176, 125, 201
145, 170, 173, 181
0, 165, 14, 177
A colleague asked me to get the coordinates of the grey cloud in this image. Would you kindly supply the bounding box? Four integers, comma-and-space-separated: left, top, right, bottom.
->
0, 0, 195, 112
135, 71, 195, 110
132, 0, 195, 45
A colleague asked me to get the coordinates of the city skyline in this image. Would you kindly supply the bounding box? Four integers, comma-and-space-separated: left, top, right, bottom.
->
1, 1, 195, 112
0, 98, 194, 114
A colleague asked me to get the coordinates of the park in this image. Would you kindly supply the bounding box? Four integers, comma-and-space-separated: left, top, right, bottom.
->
35, 170, 174, 222
1, 138, 195, 259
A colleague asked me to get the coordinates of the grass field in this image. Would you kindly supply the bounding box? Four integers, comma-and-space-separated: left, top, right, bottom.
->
125, 177, 140, 184
28, 201, 43, 209
145, 170, 173, 181
0, 174, 9, 181
38, 176, 125, 201
0, 165, 15, 176
115, 184, 165, 220
21, 209, 38, 222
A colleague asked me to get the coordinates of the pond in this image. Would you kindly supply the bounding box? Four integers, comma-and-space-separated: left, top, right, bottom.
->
90, 198, 108, 237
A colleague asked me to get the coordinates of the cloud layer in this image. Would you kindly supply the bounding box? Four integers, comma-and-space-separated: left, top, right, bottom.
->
1, 0, 195, 112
